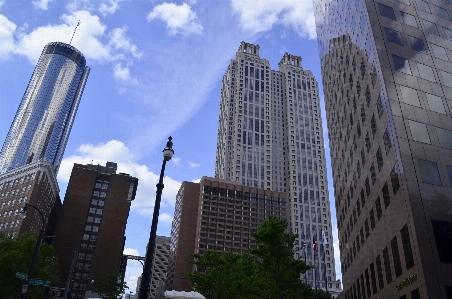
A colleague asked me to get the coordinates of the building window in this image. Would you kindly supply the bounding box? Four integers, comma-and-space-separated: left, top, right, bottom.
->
436, 128, 452, 150
408, 36, 425, 52
100, 192, 106, 198
440, 70, 452, 88
86, 254, 93, 260
423, 19, 440, 36
96, 209, 103, 215
392, 55, 411, 74
94, 217, 101, 223
416, 63, 436, 82
91, 199, 98, 205
78, 253, 85, 259
411, 288, 421, 299
415, 0, 430, 12
446, 165, 452, 187
90, 235, 97, 242
98, 200, 105, 206
84, 263, 91, 270
375, 197, 383, 220
87, 216, 94, 222
408, 120, 430, 143
370, 209, 376, 229
378, 3, 396, 20
385, 28, 404, 45
426, 93, 446, 114
92, 226, 99, 232
93, 191, 99, 197
101, 184, 108, 189
400, 11, 418, 27
435, 6, 451, 20
85, 225, 92, 231
431, 219, 452, 263
383, 247, 393, 283
82, 234, 89, 240
89, 208, 96, 214
418, 159, 442, 186
400, 224, 415, 269
76, 262, 83, 269
376, 255, 385, 289
391, 237, 403, 277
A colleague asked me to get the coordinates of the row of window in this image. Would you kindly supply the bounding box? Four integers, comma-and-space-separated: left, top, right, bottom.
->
0, 185, 31, 198
408, 120, 452, 150
0, 220, 20, 229
0, 197, 27, 209
0, 174, 35, 190
92, 191, 106, 198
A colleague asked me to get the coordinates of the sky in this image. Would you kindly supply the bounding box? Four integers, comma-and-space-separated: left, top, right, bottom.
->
0, 0, 342, 292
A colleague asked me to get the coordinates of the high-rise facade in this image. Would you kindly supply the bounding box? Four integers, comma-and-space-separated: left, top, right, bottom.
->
148, 236, 171, 299
165, 177, 287, 292
53, 162, 138, 298
314, 0, 452, 298
0, 42, 90, 175
214, 42, 340, 290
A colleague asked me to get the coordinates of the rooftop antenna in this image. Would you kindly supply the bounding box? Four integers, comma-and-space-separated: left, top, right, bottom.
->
69, 20, 81, 45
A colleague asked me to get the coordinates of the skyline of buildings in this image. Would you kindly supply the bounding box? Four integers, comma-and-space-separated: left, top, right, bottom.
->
314, 0, 452, 297
214, 42, 340, 290
0, 42, 90, 175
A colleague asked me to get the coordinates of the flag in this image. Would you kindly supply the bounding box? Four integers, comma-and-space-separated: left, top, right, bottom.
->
312, 238, 317, 251
322, 230, 328, 245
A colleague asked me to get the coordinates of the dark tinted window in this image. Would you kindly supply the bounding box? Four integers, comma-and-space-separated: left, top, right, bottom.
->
385, 28, 404, 45
446, 165, 452, 187
391, 237, 403, 277
408, 36, 425, 51
445, 286, 452, 299
378, 3, 396, 19
383, 247, 393, 283
392, 55, 412, 74
376, 197, 383, 220
444, 27, 452, 39
401, 11, 418, 27
423, 19, 440, 36
415, 0, 430, 12
411, 288, 421, 299
418, 159, 442, 186
401, 224, 415, 269
376, 255, 385, 289
436, 128, 452, 150
431, 219, 452, 263
436, 6, 451, 20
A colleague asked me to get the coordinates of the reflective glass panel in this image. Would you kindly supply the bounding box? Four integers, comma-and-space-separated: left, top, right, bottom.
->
423, 19, 440, 36
401, 11, 418, 27
436, 127, 452, 149
415, 0, 430, 12
385, 28, 404, 45
378, 3, 396, 20
446, 165, 452, 186
409, 121, 430, 143
417, 63, 436, 82
440, 70, 452, 88
443, 27, 452, 39
393, 55, 412, 74
435, 6, 451, 20
418, 159, 442, 186
431, 44, 449, 61
426, 93, 446, 114
408, 36, 425, 52
400, 86, 420, 106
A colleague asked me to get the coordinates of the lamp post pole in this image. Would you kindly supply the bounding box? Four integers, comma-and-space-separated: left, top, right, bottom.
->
20, 203, 46, 299
139, 137, 174, 299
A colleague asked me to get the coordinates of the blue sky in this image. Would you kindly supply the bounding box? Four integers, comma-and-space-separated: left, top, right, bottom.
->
0, 0, 341, 291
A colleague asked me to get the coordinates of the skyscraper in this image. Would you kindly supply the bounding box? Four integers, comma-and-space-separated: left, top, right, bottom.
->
214, 42, 340, 291
0, 42, 90, 175
314, 0, 452, 298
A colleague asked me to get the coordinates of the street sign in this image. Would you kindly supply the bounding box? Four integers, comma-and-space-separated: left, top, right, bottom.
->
29, 279, 50, 287
22, 285, 28, 294
16, 272, 28, 280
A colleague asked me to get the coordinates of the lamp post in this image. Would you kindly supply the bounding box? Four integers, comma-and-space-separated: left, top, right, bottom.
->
19, 203, 46, 299
139, 137, 174, 299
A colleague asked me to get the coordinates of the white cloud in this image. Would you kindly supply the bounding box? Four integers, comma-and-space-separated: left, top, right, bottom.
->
58, 140, 182, 212
147, 2, 202, 35
0, 14, 16, 60
0, 1, 4, 10
159, 212, 173, 223
109, 27, 143, 58
114, 63, 137, 84
172, 157, 181, 165
230, 0, 316, 39
123, 247, 140, 256
99, 0, 123, 16
192, 178, 201, 183
187, 161, 199, 168
32, 0, 53, 10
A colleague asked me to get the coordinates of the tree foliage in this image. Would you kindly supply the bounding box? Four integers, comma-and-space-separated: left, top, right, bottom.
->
0, 232, 60, 299
94, 273, 128, 299
187, 216, 314, 299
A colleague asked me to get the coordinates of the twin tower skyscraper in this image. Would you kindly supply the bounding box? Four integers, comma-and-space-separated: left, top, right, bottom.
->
0, 42, 90, 175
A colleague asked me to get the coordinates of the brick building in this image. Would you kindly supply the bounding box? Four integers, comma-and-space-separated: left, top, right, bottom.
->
53, 162, 138, 298
165, 177, 287, 292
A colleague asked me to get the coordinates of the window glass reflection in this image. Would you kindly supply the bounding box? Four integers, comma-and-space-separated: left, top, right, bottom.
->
393, 55, 412, 74
426, 93, 446, 114
378, 3, 396, 20
408, 36, 425, 52
440, 70, 452, 88
418, 159, 442, 186
435, 6, 451, 20
443, 27, 452, 40
415, 0, 430, 12
401, 12, 418, 27
446, 165, 452, 187
409, 120, 430, 143
417, 63, 436, 82
385, 28, 404, 45
423, 19, 440, 36
436, 127, 452, 149
399, 86, 420, 106
431, 44, 449, 61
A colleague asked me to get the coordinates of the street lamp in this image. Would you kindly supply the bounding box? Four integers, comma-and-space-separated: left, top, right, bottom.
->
139, 137, 174, 299
19, 203, 46, 299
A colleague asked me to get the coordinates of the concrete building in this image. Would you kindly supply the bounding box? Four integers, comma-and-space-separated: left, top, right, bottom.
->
0, 160, 60, 240
314, 0, 452, 297
165, 177, 287, 292
214, 42, 340, 290
53, 162, 138, 298
148, 236, 171, 299
0, 42, 90, 175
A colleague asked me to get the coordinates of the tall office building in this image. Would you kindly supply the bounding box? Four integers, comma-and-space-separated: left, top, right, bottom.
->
0, 42, 90, 175
214, 42, 340, 290
53, 162, 138, 298
314, 0, 452, 298
148, 236, 171, 299
165, 177, 287, 292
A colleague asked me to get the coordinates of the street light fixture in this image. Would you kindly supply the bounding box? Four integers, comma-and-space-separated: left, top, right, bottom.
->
139, 137, 174, 299
19, 203, 46, 299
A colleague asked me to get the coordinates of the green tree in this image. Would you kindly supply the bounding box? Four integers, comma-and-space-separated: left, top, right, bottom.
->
250, 215, 312, 299
0, 232, 60, 299
314, 289, 333, 299
94, 273, 128, 299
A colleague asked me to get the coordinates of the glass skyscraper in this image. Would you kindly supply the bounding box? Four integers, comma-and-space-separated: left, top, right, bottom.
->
215, 41, 341, 291
0, 42, 90, 174
314, 0, 452, 297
